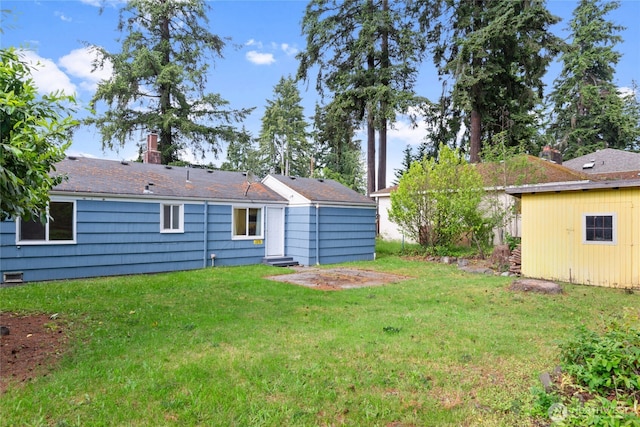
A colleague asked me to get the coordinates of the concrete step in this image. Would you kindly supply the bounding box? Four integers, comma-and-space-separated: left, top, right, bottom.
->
262, 257, 299, 267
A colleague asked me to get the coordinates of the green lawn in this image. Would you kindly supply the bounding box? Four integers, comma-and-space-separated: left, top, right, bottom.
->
1, 245, 637, 426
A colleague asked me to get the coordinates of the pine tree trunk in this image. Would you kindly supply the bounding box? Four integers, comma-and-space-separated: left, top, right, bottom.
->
470, 109, 481, 163
377, 0, 389, 191
367, 106, 376, 196
378, 118, 387, 191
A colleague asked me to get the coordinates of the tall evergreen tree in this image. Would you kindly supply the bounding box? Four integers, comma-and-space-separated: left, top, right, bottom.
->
259, 76, 310, 177
86, 0, 252, 164
311, 102, 366, 193
548, 0, 640, 159
220, 127, 262, 174
423, 0, 562, 162
393, 145, 415, 185
297, 0, 426, 194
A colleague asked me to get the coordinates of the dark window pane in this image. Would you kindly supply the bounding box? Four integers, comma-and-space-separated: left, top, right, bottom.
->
20, 219, 46, 240
163, 205, 172, 229
596, 216, 604, 227
172, 205, 180, 229
49, 202, 73, 240
586, 216, 595, 227
248, 208, 261, 236
585, 215, 613, 242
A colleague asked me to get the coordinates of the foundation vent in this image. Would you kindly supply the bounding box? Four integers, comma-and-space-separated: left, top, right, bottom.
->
3, 272, 24, 284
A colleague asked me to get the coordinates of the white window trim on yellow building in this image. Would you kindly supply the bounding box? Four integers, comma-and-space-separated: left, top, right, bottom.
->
582, 212, 617, 245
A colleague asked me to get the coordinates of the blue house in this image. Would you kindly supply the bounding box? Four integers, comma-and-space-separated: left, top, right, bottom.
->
263, 174, 377, 266
0, 156, 376, 284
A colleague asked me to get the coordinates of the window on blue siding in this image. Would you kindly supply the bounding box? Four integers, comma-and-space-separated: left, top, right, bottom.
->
18, 201, 75, 243
161, 204, 183, 233
233, 207, 262, 238
584, 214, 615, 243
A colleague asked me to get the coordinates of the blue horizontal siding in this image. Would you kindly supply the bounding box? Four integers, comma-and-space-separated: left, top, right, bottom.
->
283, 205, 375, 266
317, 206, 375, 264
0, 200, 265, 283
0, 199, 376, 283
285, 206, 315, 266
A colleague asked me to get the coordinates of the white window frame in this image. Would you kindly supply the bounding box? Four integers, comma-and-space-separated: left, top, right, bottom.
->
16, 200, 77, 245
232, 205, 263, 240
160, 203, 184, 233
583, 212, 617, 245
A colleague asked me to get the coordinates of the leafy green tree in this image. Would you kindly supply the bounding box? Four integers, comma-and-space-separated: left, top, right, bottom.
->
389, 145, 486, 253
548, 0, 640, 159
0, 48, 78, 221
423, 0, 562, 162
298, 0, 426, 193
86, 0, 252, 164
258, 76, 310, 177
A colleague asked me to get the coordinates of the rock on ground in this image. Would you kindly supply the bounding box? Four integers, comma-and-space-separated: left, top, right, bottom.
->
509, 279, 563, 294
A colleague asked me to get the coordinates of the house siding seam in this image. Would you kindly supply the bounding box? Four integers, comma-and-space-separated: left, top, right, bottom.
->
521, 188, 639, 288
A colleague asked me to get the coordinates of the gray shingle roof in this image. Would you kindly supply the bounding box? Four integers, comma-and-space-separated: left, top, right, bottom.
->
563, 148, 640, 175
268, 175, 374, 205
52, 157, 287, 202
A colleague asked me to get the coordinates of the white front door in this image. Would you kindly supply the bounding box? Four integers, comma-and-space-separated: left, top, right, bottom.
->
266, 207, 285, 257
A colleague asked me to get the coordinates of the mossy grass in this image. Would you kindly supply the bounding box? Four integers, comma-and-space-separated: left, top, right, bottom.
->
1, 245, 637, 426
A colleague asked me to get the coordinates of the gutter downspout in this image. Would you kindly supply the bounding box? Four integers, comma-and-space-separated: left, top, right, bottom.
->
203, 201, 208, 268
315, 204, 320, 265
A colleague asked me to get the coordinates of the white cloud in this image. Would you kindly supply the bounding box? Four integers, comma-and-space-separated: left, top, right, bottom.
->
280, 43, 298, 56
58, 47, 113, 92
245, 39, 263, 49
618, 86, 637, 99
79, 0, 123, 7
65, 149, 98, 159
17, 50, 77, 96
246, 50, 275, 65
388, 117, 428, 147
54, 11, 72, 22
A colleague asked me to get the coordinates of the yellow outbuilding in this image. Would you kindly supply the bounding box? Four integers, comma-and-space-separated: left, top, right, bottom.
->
506, 179, 640, 289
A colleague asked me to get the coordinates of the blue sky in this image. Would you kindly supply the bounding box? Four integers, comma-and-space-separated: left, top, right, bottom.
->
2, 0, 639, 184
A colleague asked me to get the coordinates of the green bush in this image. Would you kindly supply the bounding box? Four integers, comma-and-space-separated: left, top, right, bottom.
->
560, 312, 640, 396
532, 309, 640, 426
505, 233, 521, 252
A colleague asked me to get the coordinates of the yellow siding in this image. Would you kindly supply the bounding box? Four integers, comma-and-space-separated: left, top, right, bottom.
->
521, 188, 639, 288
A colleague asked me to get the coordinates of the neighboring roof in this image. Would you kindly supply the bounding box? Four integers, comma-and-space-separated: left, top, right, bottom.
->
52, 157, 287, 203
265, 174, 375, 206
370, 186, 397, 197
474, 155, 589, 187
371, 155, 588, 196
562, 148, 640, 176
506, 178, 640, 197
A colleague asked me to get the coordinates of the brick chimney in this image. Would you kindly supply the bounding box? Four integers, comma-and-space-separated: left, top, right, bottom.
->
143, 132, 162, 164
540, 145, 562, 165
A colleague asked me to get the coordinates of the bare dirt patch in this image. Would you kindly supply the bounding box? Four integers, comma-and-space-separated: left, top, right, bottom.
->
0, 312, 68, 393
266, 267, 410, 291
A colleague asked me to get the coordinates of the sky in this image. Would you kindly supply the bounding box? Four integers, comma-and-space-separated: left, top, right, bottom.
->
2, 0, 640, 186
